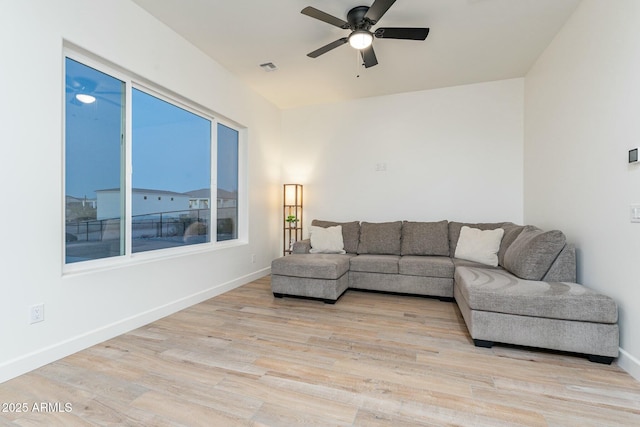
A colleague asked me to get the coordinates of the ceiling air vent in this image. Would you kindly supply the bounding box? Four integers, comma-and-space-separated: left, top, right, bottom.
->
259, 62, 278, 72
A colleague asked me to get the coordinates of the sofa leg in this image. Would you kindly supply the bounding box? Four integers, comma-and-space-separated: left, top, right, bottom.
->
273, 293, 284, 298
473, 339, 494, 348
588, 355, 614, 365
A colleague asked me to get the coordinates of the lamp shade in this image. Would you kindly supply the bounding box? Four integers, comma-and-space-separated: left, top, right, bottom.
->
348, 30, 373, 50
284, 184, 302, 206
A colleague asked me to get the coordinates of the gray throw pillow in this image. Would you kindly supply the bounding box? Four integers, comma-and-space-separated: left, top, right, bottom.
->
401, 220, 450, 256
497, 223, 525, 267
358, 221, 403, 255
503, 225, 566, 280
311, 220, 360, 254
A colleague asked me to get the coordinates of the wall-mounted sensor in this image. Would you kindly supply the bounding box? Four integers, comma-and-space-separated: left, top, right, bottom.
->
629, 148, 638, 163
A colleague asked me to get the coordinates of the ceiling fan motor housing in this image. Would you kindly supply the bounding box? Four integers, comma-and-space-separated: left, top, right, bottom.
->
347, 6, 373, 30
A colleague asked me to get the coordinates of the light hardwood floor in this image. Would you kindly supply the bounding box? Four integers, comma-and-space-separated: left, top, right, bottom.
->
2, 276, 640, 426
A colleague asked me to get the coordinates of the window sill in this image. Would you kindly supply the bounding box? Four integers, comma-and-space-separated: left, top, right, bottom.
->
62, 239, 248, 277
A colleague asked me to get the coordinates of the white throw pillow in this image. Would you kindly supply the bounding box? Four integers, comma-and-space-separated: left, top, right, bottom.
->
309, 225, 346, 254
454, 226, 504, 267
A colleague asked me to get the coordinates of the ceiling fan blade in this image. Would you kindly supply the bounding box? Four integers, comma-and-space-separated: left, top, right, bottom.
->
307, 38, 348, 58
66, 76, 98, 92
364, 0, 397, 24
301, 6, 349, 29
375, 27, 429, 40
361, 45, 378, 68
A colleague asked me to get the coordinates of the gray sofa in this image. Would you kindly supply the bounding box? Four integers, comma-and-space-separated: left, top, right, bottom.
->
270, 219, 619, 363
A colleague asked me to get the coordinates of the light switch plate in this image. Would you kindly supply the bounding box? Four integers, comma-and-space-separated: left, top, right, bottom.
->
631, 204, 640, 223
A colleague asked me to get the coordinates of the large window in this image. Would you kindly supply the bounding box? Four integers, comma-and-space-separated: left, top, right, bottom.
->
132, 89, 212, 253
64, 54, 242, 266
65, 58, 125, 263
217, 124, 238, 241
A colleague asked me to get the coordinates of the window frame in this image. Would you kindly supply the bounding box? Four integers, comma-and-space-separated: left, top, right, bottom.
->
62, 48, 247, 275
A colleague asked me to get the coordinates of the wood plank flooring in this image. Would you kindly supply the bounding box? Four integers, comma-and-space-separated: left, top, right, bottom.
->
2, 275, 640, 426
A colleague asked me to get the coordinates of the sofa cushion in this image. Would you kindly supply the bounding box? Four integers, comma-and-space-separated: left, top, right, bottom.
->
497, 223, 525, 267
503, 226, 566, 280
312, 220, 360, 254
350, 255, 399, 274
449, 222, 505, 256
357, 221, 402, 255
308, 225, 345, 254
271, 254, 352, 280
454, 226, 504, 267
453, 258, 502, 270
291, 239, 312, 254
399, 256, 454, 279
401, 220, 449, 256
455, 266, 618, 324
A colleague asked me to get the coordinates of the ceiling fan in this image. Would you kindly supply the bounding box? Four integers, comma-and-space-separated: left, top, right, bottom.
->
301, 0, 429, 68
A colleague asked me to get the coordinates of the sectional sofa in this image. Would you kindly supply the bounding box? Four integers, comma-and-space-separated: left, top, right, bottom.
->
270, 219, 619, 363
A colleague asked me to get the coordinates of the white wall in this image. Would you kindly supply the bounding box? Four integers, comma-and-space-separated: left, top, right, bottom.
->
525, 0, 640, 379
0, 0, 282, 382
281, 79, 524, 231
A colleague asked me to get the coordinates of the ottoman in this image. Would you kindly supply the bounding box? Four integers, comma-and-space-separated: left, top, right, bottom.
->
271, 254, 353, 303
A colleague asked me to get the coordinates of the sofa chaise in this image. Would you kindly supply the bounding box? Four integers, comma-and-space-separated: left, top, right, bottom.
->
270, 219, 619, 363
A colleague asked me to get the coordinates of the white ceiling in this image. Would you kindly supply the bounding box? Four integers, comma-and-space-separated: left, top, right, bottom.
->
130, 0, 581, 109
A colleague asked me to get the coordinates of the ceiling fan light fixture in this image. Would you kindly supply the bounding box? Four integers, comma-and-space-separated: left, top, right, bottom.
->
75, 93, 96, 104
348, 30, 373, 50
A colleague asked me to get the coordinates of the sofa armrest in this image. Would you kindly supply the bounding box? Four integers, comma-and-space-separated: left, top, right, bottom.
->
292, 239, 311, 254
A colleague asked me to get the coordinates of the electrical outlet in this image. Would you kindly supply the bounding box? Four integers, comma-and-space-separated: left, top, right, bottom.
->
251, 254, 256, 264
30, 304, 44, 324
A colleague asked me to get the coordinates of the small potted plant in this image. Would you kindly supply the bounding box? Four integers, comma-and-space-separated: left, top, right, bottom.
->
285, 215, 298, 228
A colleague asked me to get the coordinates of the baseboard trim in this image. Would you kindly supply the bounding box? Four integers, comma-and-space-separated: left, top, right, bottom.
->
0, 267, 270, 384
617, 347, 640, 381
